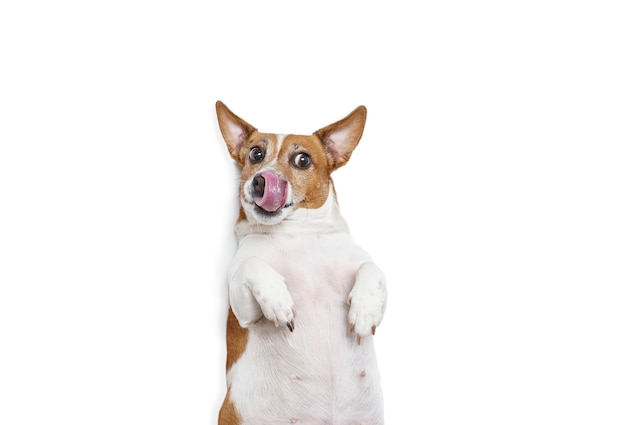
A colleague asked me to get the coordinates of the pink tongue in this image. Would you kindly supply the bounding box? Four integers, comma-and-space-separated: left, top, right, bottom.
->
255, 171, 288, 212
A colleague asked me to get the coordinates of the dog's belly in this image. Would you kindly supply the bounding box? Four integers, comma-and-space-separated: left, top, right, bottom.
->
227, 233, 384, 424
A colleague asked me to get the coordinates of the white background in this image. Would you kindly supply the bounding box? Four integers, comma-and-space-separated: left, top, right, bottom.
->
1, 1, 625, 424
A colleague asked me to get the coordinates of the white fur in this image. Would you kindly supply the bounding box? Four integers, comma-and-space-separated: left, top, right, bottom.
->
227, 187, 387, 424
236, 181, 346, 237
229, 256, 295, 327
348, 262, 387, 338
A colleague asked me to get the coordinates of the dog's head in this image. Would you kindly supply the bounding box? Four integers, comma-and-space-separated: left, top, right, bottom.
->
216, 101, 367, 225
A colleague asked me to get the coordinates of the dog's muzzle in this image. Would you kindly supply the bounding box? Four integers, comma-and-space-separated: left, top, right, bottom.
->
251, 171, 288, 213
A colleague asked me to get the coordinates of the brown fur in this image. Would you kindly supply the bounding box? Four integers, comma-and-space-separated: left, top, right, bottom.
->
235, 133, 279, 180
225, 308, 248, 372
218, 310, 247, 425
232, 130, 335, 210
217, 388, 241, 425
277, 134, 333, 209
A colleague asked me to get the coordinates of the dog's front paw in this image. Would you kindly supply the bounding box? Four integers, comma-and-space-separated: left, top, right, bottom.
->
230, 257, 296, 330
253, 275, 296, 331
347, 262, 387, 344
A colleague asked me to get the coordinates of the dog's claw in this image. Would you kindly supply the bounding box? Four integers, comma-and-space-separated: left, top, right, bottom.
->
357, 335, 362, 345
349, 323, 355, 334
372, 325, 376, 335
286, 320, 295, 332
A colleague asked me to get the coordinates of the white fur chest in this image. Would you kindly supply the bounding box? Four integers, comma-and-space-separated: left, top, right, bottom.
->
226, 231, 384, 425
237, 230, 368, 308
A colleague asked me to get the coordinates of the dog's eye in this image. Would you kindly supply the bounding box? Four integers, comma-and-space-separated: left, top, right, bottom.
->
292, 152, 312, 169
249, 147, 264, 163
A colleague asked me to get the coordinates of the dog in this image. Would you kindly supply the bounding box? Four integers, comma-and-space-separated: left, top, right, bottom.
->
216, 101, 388, 425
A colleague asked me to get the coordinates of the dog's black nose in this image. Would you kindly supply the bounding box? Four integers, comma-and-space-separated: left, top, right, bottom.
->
252, 174, 265, 196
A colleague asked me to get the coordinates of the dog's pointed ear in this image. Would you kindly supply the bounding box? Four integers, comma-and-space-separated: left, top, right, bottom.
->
216, 101, 257, 163
314, 106, 367, 170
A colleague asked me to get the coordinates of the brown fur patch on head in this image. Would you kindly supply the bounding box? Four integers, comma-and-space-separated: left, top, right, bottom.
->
277, 134, 333, 209
236, 132, 333, 211
236, 132, 280, 187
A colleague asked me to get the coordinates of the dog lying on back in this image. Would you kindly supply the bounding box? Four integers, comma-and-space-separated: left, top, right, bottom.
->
216, 101, 387, 425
